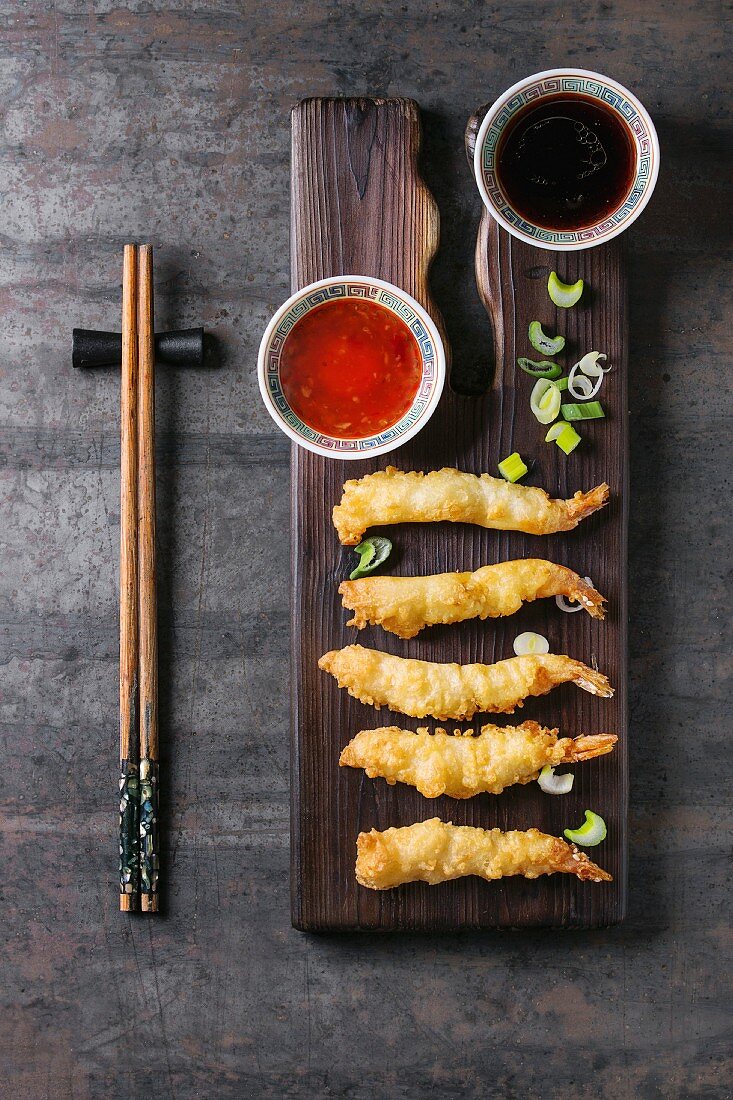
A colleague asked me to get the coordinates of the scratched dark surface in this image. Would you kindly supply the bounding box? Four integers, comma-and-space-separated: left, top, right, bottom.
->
1, 1, 730, 1097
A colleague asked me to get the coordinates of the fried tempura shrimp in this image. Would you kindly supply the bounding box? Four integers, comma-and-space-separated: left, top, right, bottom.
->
339, 559, 605, 638
355, 818, 612, 889
333, 466, 609, 545
340, 723, 617, 798
319, 645, 613, 719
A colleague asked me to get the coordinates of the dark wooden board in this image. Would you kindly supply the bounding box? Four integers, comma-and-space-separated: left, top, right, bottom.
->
291, 97, 627, 931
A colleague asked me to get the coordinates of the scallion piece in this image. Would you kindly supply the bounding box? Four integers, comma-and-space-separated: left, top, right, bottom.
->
564, 810, 607, 847
548, 271, 584, 308
544, 421, 569, 443
517, 357, 562, 379
498, 452, 528, 483
568, 353, 607, 399
349, 536, 392, 580
529, 378, 561, 425
528, 321, 566, 356
538, 765, 574, 795
560, 401, 605, 421
555, 376, 569, 392
555, 424, 581, 455
513, 631, 549, 656
568, 372, 597, 399
574, 351, 609, 379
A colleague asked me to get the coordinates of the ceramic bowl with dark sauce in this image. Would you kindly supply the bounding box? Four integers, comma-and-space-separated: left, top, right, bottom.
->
474, 68, 659, 251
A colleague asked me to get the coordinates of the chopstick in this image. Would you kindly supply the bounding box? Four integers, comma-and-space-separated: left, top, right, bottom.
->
119, 244, 140, 910
136, 244, 160, 912
117, 243, 160, 912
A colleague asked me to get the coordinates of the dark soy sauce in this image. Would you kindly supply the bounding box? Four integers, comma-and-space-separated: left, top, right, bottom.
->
496, 95, 636, 231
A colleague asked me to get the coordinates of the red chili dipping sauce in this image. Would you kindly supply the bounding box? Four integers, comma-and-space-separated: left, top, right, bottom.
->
279, 298, 422, 439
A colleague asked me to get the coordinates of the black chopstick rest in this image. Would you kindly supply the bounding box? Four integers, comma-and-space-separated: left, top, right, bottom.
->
73, 327, 205, 369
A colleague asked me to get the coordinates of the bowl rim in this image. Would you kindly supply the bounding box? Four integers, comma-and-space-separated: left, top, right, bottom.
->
472, 67, 660, 251
257, 274, 446, 460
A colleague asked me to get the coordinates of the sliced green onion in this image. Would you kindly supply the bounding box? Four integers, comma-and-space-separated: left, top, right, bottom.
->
530, 378, 561, 425
538, 765, 574, 795
561, 401, 605, 421
575, 351, 609, 379
513, 631, 549, 656
544, 421, 569, 442
555, 423, 581, 455
548, 271, 584, 308
556, 594, 583, 613
498, 452, 528, 483
528, 321, 566, 356
349, 536, 392, 580
568, 352, 608, 399
564, 809, 607, 847
517, 357, 562, 379
568, 373, 596, 399
555, 376, 569, 392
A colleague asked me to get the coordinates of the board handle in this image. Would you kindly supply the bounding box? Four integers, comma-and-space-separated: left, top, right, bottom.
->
464, 106, 504, 377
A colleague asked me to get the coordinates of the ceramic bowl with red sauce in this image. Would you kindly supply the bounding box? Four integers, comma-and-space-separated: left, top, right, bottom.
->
258, 276, 446, 459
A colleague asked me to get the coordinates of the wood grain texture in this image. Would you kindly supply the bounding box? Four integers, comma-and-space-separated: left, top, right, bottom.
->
136, 246, 158, 766
291, 97, 627, 930
119, 244, 139, 912
119, 246, 139, 771
136, 244, 160, 913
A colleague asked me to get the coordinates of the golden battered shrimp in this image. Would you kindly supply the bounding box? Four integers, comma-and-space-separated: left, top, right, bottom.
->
332, 466, 609, 545
355, 818, 612, 889
318, 644, 613, 719
340, 723, 617, 798
339, 559, 606, 639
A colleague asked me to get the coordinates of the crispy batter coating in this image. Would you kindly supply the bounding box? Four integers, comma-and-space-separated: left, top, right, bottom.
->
332, 466, 610, 545
318, 644, 613, 719
340, 723, 617, 798
339, 558, 606, 638
356, 818, 612, 889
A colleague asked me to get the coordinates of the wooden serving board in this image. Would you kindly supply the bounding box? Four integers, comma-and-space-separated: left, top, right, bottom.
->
290, 97, 627, 931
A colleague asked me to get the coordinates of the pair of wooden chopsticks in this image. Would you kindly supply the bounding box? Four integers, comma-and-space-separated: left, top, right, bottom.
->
119, 244, 159, 913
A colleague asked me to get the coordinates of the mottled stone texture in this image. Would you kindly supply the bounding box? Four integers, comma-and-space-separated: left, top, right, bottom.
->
0, 1, 730, 1097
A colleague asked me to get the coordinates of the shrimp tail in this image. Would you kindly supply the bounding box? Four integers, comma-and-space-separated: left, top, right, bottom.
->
570, 661, 614, 698
562, 733, 618, 762
549, 838, 613, 882
567, 574, 607, 620
566, 483, 610, 524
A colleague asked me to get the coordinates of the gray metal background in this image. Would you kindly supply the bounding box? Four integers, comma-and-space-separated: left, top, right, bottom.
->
1, 2, 730, 1096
